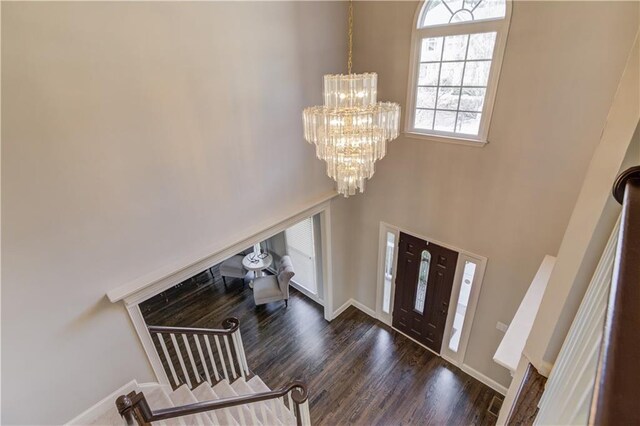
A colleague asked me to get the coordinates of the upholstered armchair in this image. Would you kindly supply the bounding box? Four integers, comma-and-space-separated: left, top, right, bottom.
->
219, 254, 248, 288
253, 255, 295, 307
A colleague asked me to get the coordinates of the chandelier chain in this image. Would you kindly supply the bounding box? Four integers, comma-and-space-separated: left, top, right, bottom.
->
348, 0, 353, 74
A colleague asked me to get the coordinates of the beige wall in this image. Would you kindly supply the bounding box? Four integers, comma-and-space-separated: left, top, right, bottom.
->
1, 2, 345, 424
348, 1, 639, 387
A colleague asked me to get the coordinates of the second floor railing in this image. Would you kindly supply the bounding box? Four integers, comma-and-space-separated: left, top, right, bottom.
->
590, 166, 640, 424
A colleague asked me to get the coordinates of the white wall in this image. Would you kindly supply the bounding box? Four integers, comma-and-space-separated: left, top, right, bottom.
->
1, 2, 346, 424
347, 1, 639, 387
524, 29, 640, 371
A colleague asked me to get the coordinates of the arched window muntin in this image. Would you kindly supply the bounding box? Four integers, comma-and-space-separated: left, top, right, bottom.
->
405, 0, 512, 145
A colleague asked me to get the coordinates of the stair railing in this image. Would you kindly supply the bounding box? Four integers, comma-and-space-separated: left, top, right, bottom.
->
116, 382, 311, 426
589, 166, 640, 425
147, 318, 250, 389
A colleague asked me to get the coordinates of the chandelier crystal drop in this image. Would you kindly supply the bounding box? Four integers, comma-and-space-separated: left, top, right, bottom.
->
302, 1, 401, 197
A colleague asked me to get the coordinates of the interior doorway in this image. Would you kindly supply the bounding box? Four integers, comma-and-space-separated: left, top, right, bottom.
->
375, 222, 487, 366
262, 214, 324, 305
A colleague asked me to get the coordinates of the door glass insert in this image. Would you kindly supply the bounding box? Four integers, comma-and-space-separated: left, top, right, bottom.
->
414, 250, 432, 314
448, 260, 477, 352
382, 232, 396, 314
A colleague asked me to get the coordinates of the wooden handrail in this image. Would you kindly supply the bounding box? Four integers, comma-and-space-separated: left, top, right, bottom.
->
147, 317, 240, 336
116, 382, 308, 426
590, 166, 640, 425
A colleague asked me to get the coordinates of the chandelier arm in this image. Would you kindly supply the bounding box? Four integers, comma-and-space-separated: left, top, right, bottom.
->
348, 0, 353, 75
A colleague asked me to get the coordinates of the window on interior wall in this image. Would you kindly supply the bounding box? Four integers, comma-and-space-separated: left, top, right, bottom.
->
405, 0, 511, 145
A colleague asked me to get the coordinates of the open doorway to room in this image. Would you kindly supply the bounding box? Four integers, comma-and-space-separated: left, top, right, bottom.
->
375, 222, 487, 367
263, 215, 324, 305
138, 213, 325, 330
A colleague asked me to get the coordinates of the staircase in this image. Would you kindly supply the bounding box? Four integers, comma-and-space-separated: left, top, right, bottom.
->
116, 375, 307, 426
77, 317, 310, 425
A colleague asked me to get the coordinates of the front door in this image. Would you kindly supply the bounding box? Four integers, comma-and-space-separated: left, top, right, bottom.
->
392, 232, 459, 353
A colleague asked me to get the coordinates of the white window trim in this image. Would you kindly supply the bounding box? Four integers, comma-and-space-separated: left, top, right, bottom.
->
404, 1, 512, 146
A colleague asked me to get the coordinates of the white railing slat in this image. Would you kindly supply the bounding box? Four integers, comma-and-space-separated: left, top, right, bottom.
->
182, 334, 200, 385
287, 392, 295, 418
193, 335, 212, 386
223, 335, 238, 379
169, 333, 193, 388
231, 332, 246, 379
235, 329, 250, 377
214, 335, 229, 381
204, 335, 220, 382
156, 333, 180, 387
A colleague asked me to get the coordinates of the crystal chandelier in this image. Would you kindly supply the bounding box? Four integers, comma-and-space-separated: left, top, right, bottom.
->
302, 0, 400, 197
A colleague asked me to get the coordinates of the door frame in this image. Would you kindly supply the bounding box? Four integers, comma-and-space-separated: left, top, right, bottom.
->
374, 221, 488, 368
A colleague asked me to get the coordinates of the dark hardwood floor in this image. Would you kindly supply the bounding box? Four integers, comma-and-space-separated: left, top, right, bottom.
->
507, 363, 546, 426
140, 266, 500, 425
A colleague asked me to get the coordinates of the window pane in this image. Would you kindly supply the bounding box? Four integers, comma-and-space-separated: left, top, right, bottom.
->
459, 88, 486, 112
442, 35, 468, 61
448, 260, 477, 352
451, 9, 473, 23
439, 62, 464, 86
420, 37, 444, 62
436, 87, 461, 110
467, 32, 497, 60
456, 112, 482, 135
382, 232, 396, 314
472, 0, 506, 21
434, 110, 457, 132
418, 63, 440, 86
414, 250, 432, 314
417, 87, 437, 109
415, 109, 435, 130
420, 0, 452, 27
420, 0, 506, 28
463, 61, 491, 86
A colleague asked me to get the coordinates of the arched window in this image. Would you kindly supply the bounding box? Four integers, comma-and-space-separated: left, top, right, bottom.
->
406, 0, 511, 145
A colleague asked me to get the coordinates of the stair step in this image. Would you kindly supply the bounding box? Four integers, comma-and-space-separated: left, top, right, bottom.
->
169, 385, 214, 426
192, 382, 238, 426
144, 387, 186, 426
212, 380, 263, 426
231, 379, 282, 426
247, 377, 296, 426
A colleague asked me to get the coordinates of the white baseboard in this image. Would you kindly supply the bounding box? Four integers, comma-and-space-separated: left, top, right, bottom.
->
331, 298, 377, 321
331, 299, 352, 319
349, 299, 377, 318
461, 364, 508, 395
65, 380, 140, 425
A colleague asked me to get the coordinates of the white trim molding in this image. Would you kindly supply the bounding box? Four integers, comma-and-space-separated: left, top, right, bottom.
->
461, 364, 508, 396
331, 299, 354, 320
